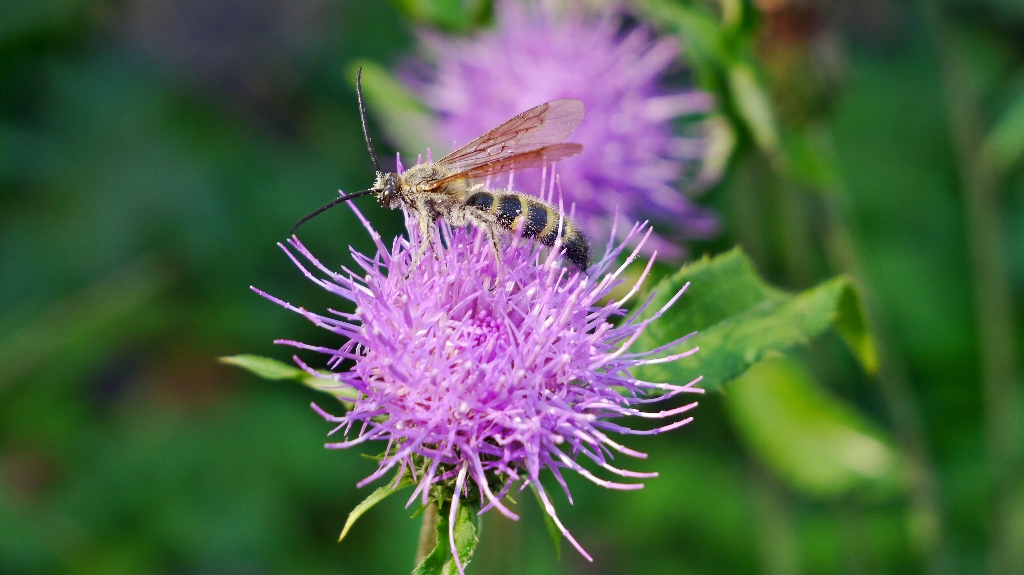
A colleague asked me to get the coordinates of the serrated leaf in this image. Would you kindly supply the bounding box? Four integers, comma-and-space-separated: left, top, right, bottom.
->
632, 249, 876, 390
348, 60, 437, 159
530, 484, 561, 560
338, 471, 416, 542
832, 282, 878, 374
412, 499, 480, 575
219, 355, 358, 401
725, 355, 903, 498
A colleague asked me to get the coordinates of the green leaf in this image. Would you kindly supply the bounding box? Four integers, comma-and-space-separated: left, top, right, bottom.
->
728, 63, 782, 157
980, 86, 1024, 173
634, 0, 729, 74
632, 249, 876, 391
348, 60, 438, 159
698, 114, 738, 184
724, 355, 904, 498
530, 484, 561, 560
339, 471, 416, 542
219, 354, 305, 380
219, 355, 358, 401
389, 0, 490, 32
831, 282, 878, 375
412, 498, 480, 575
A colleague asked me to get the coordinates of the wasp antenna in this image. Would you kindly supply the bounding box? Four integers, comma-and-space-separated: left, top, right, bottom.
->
356, 67, 382, 174
291, 189, 374, 235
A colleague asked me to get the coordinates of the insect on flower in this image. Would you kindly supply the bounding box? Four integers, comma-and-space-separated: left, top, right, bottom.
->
261, 207, 703, 574
291, 68, 592, 269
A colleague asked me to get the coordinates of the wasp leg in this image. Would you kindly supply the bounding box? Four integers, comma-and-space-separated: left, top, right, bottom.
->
410, 209, 434, 271
488, 228, 502, 263
464, 210, 502, 264
420, 197, 446, 262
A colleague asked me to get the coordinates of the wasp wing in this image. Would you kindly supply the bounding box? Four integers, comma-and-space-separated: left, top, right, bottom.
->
432, 143, 583, 188
437, 99, 584, 170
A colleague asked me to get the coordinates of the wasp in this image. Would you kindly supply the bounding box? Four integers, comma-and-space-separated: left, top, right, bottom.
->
291, 69, 590, 270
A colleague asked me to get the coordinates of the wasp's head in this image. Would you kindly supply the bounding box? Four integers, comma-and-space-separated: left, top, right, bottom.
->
373, 172, 402, 209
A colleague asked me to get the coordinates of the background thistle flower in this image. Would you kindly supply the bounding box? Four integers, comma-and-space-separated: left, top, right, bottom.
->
256, 194, 702, 570
405, 1, 719, 258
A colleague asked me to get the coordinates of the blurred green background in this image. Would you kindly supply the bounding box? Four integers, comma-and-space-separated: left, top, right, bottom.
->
2, 0, 1023, 573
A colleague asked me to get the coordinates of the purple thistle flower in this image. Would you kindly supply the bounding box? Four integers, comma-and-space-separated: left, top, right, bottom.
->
256, 181, 702, 570
405, 1, 719, 259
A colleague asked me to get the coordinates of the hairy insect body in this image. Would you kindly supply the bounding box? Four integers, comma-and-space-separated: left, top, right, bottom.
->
465, 190, 590, 269
381, 163, 589, 269
292, 73, 590, 270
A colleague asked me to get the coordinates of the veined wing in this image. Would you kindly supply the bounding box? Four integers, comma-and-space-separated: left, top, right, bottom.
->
437, 99, 584, 170
432, 143, 583, 188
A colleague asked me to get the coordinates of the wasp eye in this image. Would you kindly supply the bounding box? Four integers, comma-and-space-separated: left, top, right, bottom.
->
379, 175, 401, 207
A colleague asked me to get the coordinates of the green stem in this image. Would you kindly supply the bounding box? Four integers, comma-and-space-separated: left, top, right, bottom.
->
813, 125, 948, 575
751, 465, 801, 575
775, 179, 818, 288
415, 502, 440, 566
728, 152, 771, 269
412, 495, 481, 575
925, 4, 1022, 574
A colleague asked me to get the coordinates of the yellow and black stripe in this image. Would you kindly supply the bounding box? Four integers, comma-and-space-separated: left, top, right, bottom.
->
466, 191, 590, 269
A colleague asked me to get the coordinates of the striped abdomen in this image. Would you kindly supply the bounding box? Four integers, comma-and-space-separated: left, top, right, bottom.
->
466, 191, 590, 269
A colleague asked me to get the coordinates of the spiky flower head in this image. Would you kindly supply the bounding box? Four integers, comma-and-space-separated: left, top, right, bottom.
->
405, 1, 718, 258
257, 183, 702, 571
